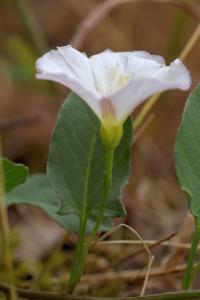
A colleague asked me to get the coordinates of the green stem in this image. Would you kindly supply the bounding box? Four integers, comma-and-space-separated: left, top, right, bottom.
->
181, 219, 200, 290
67, 148, 114, 292
88, 148, 114, 244
67, 213, 88, 293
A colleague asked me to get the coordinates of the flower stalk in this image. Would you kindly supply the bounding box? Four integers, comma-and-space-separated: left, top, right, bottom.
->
88, 148, 114, 242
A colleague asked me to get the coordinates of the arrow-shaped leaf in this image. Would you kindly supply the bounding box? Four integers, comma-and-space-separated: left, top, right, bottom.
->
176, 84, 200, 218
6, 174, 111, 233
47, 93, 132, 223
1, 157, 29, 193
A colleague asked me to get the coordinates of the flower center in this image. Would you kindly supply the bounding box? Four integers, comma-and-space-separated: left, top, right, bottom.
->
109, 67, 131, 91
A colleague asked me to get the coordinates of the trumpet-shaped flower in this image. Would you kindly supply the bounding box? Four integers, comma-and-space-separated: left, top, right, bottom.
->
36, 46, 191, 148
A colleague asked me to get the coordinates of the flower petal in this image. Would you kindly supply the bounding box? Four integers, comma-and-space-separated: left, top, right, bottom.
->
36, 46, 102, 118
36, 46, 94, 87
89, 51, 165, 95
36, 46, 191, 126
108, 59, 191, 122
130, 51, 165, 64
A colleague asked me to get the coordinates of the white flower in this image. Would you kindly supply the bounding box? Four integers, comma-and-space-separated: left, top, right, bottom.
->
36, 45, 191, 148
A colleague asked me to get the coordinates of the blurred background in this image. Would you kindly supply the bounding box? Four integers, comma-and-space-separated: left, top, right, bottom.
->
0, 0, 200, 296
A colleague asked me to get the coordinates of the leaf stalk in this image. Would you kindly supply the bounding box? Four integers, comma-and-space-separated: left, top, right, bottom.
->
68, 148, 115, 292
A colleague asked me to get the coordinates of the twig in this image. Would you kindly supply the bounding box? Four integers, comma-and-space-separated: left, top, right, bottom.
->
111, 233, 178, 268
97, 231, 177, 267
132, 232, 177, 257
99, 240, 197, 249
70, 0, 200, 49
94, 223, 154, 296
179, 23, 200, 60
82, 263, 188, 283
3, 279, 200, 299
99, 240, 193, 248
97, 233, 177, 284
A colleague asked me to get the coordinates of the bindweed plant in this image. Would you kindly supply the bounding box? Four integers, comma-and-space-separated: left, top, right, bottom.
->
2, 46, 200, 300
35, 46, 191, 292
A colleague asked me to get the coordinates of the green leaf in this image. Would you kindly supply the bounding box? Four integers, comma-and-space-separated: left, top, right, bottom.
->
6, 174, 111, 233
176, 84, 200, 219
1, 158, 29, 192
47, 93, 132, 223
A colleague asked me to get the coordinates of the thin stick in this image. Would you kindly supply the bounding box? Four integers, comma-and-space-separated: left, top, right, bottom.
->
99, 240, 194, 249
179, 23, 200, 60
132, 233, 177, 257
1, 265, 200, 299
81, 263, 189, 283
141, 256, 154, 296
0, 265, 193, 300
97, 232, 176, 290
95, 223, 154, 296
